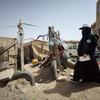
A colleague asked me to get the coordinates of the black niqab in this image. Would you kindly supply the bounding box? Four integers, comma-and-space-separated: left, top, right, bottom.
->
81, 27, 91, 40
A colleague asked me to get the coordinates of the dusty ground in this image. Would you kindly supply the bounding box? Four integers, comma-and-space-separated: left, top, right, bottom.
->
0, 65, 100, 100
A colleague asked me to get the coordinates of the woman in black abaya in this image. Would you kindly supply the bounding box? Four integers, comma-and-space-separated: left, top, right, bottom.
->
72, 24, 100, 83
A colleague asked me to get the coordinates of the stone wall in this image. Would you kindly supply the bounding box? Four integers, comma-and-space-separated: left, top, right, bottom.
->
0, 37, 17, 69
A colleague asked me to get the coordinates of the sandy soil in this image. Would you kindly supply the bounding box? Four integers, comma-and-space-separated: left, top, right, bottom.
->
0, 66, 100, 100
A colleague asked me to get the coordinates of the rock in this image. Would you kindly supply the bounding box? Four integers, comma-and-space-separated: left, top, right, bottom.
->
33, 83, 40, 90
7, 81, 16, 92
15, 84, 23, 89
19, 87, 28, 94
56, 76, 67, 81
60, 72, 66, 76
34, 83, 39, 86
0, 68, 14, 80
70, 72, 74, 76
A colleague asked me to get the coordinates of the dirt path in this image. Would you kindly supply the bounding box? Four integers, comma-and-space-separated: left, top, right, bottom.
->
31, 67, 100, 100
0, 66, 100, 100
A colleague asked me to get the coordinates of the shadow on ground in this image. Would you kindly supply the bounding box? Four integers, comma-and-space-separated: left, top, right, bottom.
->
0, 78, 9, 88
34, 67, 53, 83
44, 80, 100, 97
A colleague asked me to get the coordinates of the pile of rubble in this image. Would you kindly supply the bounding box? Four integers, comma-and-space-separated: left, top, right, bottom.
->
0, 79, 34, 100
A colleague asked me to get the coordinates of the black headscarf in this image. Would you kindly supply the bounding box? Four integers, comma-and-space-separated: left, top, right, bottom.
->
78, 27, 92, 56
81, 27, 91, 40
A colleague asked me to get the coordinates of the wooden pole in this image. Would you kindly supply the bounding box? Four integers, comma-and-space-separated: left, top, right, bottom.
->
18, 19, 24, 71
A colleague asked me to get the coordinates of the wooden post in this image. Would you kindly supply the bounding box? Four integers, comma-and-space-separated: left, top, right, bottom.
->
20, 32, 24, 71
41, 37, 44, 60
14, 41, 18, 71
18, 19, 24, 71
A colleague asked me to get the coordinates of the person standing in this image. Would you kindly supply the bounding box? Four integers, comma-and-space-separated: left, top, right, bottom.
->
72, 24, 100, 83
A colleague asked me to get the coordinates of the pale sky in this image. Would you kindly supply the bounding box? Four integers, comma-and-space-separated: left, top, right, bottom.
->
0, 0, 97, 41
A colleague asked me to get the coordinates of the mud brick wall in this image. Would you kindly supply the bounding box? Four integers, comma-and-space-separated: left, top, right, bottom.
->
0, 37, 17, 68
